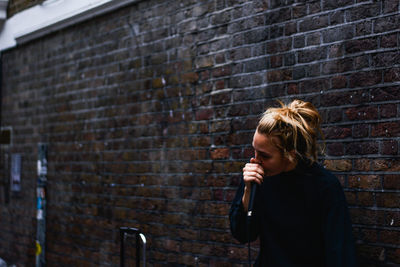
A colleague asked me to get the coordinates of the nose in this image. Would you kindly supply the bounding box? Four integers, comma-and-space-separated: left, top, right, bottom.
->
254, 151, 262, 163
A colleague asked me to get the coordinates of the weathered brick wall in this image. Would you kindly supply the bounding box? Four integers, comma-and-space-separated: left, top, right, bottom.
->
1, 0, 399, 266
6, 0, 44, 18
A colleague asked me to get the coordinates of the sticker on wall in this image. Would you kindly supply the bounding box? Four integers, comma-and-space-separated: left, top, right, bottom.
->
37, 157, 47, 177
11, 154, 21, 192
35, 240, 42, 256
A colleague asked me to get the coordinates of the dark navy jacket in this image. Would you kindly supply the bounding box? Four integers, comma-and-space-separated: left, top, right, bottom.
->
229, 161, 358, 267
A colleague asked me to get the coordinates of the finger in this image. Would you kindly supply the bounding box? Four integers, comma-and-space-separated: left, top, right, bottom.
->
244, 164, 264, 175
244, 163, 262, 169
243, 171, 263, 180
249, 175, 263, 185
243, 171, 264, 183
250, 157, 258, 164
243, 169, 264, 179
244, 177, 262, 185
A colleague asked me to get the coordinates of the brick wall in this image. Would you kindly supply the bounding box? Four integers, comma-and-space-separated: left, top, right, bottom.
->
0, 0, 399, 266
6, 0, 44, 18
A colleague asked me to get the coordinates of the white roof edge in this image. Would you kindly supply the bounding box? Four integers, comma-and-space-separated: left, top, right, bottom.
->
0, 0, 140, 52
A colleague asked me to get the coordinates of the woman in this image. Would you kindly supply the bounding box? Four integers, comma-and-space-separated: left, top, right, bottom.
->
229, 100, 357, 266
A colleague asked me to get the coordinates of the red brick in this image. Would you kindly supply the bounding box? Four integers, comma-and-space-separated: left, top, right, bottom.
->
349, 70, 382, 88
386, 248, 400, 264
300, 78, 329, 93
345, 141, 379, 155
360, 228, 378, 243
384, 67, 400, 82
266, 38, 292, 53
323, 126, 351, 139
287, 83, 299, 94
355, 20, 372, 36
227, 103, 253, 116
372, 122, 400, 137
266, 68, 292, 82
195, 108, 214, 120
357, 244, 386, 264
212, 66, 231, 77
298, 46, 327, 63
345, 106, 378, 121
326, 142, 345, 156
380, 230, 400, 245
181, 72, 199, 83
321, 90, 369, 106
380, 103, 397, 118
383, 175, 400, 190
270, 55, 283, 68
215, 79, 225, 89
328, 43, 344, 58
383, 0, 399, 13
381, 33, 398, 47
324, 107, 343, 122
349, 208, 385, 225
357, 192, 375, 206
210, 148, 230, 159
299, 15, 329, 32
322, 58, 353, 74
373, 51, 400, 68
196, 56, 214, 68
348, 175, 381, 190
371, 86, 400, 102
211, 91, 231, 105
324, 159, 352, 171
345, 37, 378, 54
331, 75, 347, 88
371, 159, 391, 171
224, 161, 244, 173
352, 124, 369, 138
385, 210, 400, 227
323, 24, 353, 43
293, 4, 307, 18
376, 192, 399, 208
344, 191, 357, 205
225, 188, 237, 202
388, 158, 400, 171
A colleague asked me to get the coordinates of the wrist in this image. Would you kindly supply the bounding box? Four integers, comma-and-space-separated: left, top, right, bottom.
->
244, 184, 251, 192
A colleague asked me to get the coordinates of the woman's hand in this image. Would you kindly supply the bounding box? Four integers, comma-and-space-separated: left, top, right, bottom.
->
243, 157, 264, 186
242, 157, 264, 211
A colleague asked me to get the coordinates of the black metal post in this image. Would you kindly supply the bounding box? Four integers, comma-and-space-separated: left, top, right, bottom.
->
120, 227, 143, 267
136, 231, 140, 267
120, 228, 125, 267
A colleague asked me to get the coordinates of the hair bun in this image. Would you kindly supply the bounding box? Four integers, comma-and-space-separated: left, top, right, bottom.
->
257, 99, 324, 163
287, 99, 321, 129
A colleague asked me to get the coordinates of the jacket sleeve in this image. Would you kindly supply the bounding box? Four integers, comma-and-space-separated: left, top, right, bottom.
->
322, 178, 358, 267
229, 179, 259, 244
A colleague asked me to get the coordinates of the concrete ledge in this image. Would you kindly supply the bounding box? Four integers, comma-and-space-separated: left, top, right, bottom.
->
0, 0, 140, 51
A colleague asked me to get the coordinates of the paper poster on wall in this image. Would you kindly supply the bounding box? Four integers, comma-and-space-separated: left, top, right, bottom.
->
11, 154, 21, 192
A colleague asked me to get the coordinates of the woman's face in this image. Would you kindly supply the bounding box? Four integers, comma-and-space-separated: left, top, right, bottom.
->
252, 131, 295, 177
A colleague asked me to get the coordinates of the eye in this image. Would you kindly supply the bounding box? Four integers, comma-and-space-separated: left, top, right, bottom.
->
254, 148, 272, 159
259, 152, 271, 159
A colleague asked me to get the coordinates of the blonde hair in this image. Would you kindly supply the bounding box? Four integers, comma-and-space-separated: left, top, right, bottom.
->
257, 99, 324, 164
